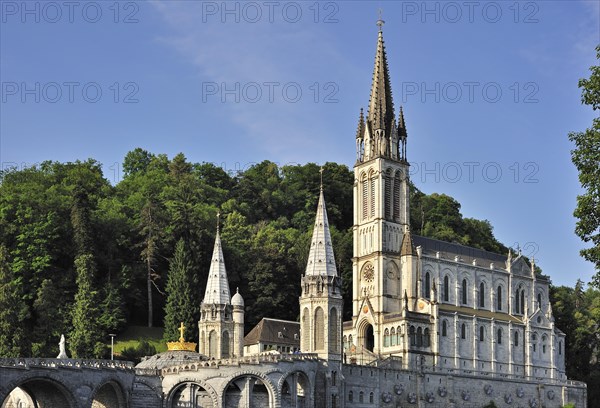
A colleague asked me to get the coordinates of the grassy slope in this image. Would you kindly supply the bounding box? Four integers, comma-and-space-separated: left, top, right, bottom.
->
112, 326, 167, 355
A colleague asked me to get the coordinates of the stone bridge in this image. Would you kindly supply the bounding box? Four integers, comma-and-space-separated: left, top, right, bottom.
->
0, 358, 136, 408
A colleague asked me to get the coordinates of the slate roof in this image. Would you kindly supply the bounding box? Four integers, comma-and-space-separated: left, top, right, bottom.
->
412, 234, 507, 267
244, 318, 300, 347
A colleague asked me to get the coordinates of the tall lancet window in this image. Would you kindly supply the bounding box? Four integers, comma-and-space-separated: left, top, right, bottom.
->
362, 174, 368, 220
329, 307, 339, 353
385, 169, 392, 219
315, 307, 325, 350
370, 173, 376, 217
393, 171, 401, 221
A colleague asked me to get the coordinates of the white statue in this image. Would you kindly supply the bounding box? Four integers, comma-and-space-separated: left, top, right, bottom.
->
57, 334, 69, 359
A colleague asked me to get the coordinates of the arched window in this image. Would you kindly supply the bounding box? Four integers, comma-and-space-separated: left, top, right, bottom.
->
559, 341, 562, 355
370, 392, 374, 403
329, 308, 339, 352
497, 328, 502, 344
497, 286, 502, 311
424, 272, 431, 299
343, 335, 348, 350
361, 174, 368, 220
514, 331, 519, 347
424, 328, 430, 347
479, 282, 485, 307
315, 307, 324, 350
417, 327, 423, 347
385, 170, 392, 219
515, 288, 520, 314
443, 276, 449, 302
369, 175, 376, 217
479, 326, 484, 341
384, 328, 390, 347
349, 334, 353, 347
520, 289, 525, 315
332, 371, 337, 386
393, 172, 401, 220
537, 293, 542, 309
391, 327, 396, 346
348, 391, 353, 402
410, 326, 416, 346
462, 279, 468, 305
442, 320, 447, 337
461, 324, 466, 339
396, 326, 402, 345
359, 391, 364, 403
302, 308, 310, 348
542, 335, 547, 354
222, 330, 230, 358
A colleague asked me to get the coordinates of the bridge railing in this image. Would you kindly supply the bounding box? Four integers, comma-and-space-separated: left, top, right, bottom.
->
0, 358, 135, 371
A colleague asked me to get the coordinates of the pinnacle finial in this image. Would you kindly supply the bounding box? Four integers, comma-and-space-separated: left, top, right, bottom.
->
319, 166, 324, 191
376, 8, 384, 31
216, 211, 221, 232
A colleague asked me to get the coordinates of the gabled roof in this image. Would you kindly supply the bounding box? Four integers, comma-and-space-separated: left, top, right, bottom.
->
244, 318, 300, 346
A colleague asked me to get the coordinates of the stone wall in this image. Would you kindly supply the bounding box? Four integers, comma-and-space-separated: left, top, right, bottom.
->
342, 363, 587, 408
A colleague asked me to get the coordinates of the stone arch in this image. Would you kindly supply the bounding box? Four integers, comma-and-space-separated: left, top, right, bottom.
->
222, 372, 278, 408
279, 370, 312, 408
2, 376, 77, 408
90, 380, 127, 408
357, 319, 375, 352
166, 379, 219, 408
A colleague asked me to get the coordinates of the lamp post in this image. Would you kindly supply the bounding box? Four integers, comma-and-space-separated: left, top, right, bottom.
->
109, 334, 116, 360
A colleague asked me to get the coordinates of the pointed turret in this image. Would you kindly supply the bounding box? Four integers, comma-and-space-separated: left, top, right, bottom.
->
203, 223, 230, 305
398, 106, 407, 138
356, 108, 365, 140
400, 230, 416, 256
305, 188, 338, 277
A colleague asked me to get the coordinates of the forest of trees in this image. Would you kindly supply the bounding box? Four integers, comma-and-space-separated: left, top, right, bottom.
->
0, 151, 598, 401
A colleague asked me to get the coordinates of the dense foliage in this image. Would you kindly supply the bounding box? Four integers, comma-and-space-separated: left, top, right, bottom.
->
0, 152, 511, 356
569, 45, 600, 288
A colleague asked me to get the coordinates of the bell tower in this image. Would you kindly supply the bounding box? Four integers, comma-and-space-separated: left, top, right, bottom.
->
351, 18, 412, 354
199, 215, 244, 359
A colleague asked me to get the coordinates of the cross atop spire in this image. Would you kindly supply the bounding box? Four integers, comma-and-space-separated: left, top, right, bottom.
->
319, 166, 324, 191
376, 8, 385, 31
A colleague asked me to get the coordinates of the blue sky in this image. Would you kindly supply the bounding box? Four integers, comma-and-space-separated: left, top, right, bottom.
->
1, 1, 599, 287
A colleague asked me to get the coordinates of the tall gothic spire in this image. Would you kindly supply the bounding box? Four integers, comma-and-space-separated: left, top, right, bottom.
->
305, 189, 337, 277
367, 26, 395, 134
203, 217, 231, 304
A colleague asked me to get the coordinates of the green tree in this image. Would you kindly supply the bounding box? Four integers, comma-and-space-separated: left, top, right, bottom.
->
69, 254, 102, 358
569, 45, 600, 287
163, 239, 198, 343
0, 245, 29, 357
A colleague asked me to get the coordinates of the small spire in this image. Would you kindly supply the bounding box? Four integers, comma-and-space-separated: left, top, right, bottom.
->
305, 188, 338, 277
355, 108, 365, 139
398, 106, 407, 138
216, 211, 221, 233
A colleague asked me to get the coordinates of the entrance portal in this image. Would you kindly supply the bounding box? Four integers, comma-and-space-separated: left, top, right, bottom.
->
365, 324, 374, 352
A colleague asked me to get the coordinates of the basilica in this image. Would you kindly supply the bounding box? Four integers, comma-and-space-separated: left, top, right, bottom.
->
1, 20, 588, 408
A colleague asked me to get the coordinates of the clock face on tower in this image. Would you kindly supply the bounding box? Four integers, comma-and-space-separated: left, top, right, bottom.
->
363, 264, 375, 282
